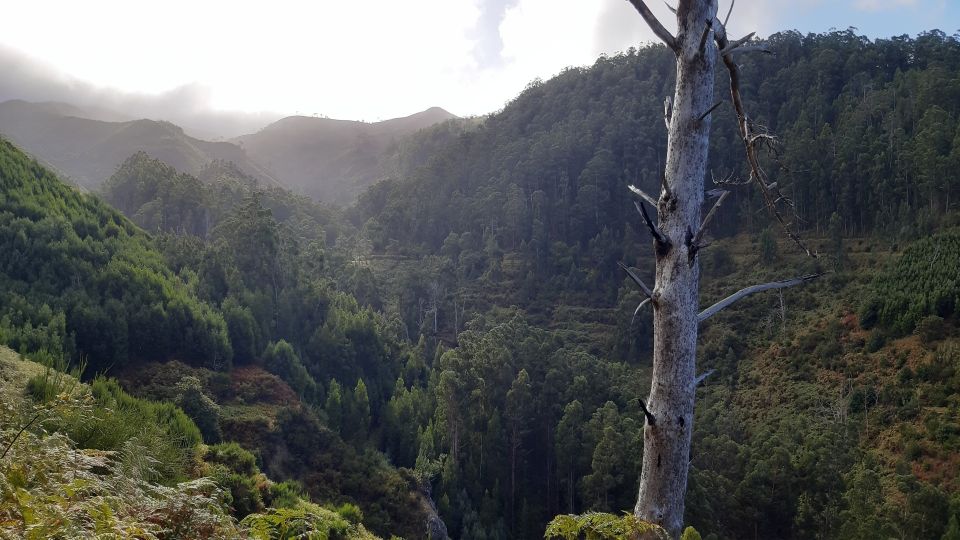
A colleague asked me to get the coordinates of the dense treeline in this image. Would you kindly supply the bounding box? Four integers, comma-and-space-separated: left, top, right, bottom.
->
0, 141, 433, 537
343, 29, 960, 538
861, 230, 959, 335
98, 153, 438, 536
0, 139, 231, 373
351, 30, 960, 325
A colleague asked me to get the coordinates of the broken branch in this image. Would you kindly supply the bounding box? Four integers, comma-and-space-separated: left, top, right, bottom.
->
628, 184, 659, 208
723, 44, 773, 56
719, 32, 756, 56
695, 370, 715, 386
632, 298, 652, 324
691, 189, 729, 250
664, 96, 673, 130
714, 17, 816, 257
635, 200, 671, 251
618, 261, 654, 299
637, 398, 657, 426
626, 0, 678, 52
698, 273, 822, 323
723, 0, 735, 27
698, 19, 713, 55
697, 100, 724, 123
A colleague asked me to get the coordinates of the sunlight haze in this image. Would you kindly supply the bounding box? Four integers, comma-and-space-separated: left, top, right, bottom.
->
1, 0, 955, 121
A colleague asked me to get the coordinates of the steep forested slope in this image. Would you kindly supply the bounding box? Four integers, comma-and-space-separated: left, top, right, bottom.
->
0, 139, 438, 538
0, 346, 384, 539
353, 30, 960, 307
0, 137, 232, 374
338, 29, 960, 538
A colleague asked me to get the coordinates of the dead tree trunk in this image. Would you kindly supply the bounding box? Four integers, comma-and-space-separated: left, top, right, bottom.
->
623, 0, 818, 536
630, 1, 715, 536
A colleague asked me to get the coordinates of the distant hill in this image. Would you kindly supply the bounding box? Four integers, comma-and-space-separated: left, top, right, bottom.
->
0, 99, 276, 189
234, 106, 458, 205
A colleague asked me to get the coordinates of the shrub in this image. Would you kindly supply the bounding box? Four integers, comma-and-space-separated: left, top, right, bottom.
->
206, 442, 259, 476
29, 375, 202, 483
263, 339, 319, 402
242, 502, 377, 539
915, 315, 947, 344
337, 502, 365, 524
544, 512, 669, 539
176, 375, 223, 443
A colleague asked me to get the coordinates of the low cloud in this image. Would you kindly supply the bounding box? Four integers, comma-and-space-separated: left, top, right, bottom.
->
0, 44, 279, 138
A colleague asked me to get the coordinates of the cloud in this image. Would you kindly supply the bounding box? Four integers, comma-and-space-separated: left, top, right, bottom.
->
0, 0, 483, 123
0, 43, 280, 138
0, 0, 947, 128
470, 0, 521, 69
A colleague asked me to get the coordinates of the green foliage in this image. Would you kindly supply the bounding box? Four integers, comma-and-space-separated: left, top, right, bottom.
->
0, 353, 241, 538
242, 502, 379, 540
861, 230, 960, 334
206, 442, 259, 477
326, 379, 344, 434
349, 378, 372, 441
0, 138, 232, 373
917, 315, 948, 344
943, 514, 960, 540
544, 512, 669, 540
759, 228, 778, 264
223, 296, 263, 365
267, 480, 305, 510
25, 369, 202, 484
263, 339, 318, 402
176, 375, 223, 443
0, 430, 240, 539
337, 502, 364, 524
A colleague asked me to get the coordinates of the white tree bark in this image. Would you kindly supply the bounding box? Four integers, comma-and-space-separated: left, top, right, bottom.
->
631, 1, 718, 536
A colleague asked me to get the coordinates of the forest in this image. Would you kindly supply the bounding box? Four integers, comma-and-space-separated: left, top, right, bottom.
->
0, 27, 959, 540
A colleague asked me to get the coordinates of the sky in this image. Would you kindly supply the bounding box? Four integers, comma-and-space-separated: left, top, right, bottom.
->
0, 0, 957, 124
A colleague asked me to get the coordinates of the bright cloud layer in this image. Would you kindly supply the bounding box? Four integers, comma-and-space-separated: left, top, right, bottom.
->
0, 0, 954, 121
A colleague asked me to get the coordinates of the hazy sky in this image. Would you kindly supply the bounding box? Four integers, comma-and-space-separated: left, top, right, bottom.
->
1, 0, 956, 121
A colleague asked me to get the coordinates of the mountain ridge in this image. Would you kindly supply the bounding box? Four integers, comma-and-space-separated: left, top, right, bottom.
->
0, 98, 277, 189
233, 106, 459, 204
0, 98, 457, 203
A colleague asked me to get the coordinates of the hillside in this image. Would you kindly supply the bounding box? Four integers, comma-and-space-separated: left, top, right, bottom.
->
0, 345, 384, 539
0, 99, 276, 189
335, 29, 960, 538
0, 138, 438, 538
347, 29, 960, 345
234, 107, 459, 204
0, 136, 232, 373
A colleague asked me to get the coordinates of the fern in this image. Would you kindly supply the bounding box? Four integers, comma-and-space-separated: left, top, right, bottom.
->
544, 512, 670, 540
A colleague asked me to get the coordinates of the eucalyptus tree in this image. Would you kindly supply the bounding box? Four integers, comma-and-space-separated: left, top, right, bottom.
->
620, 0, 818, 535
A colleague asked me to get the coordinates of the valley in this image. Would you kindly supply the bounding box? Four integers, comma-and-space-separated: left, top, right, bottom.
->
0, 26, 958, 540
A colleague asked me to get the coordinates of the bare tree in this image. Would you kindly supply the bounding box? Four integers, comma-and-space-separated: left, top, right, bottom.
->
621, 0, 818, 536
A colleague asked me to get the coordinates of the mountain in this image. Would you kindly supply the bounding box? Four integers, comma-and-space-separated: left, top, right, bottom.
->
0, 99, 277, 189
234, 106, 458, 205
0, 44, 282, 139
